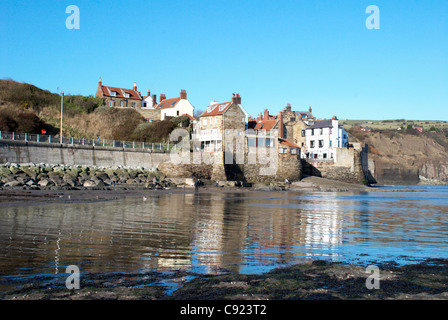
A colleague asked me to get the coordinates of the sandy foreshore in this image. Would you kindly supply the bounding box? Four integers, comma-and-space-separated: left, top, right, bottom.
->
0, 176, 376, 208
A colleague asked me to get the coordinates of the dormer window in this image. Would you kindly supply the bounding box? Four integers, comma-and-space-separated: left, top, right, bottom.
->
124, 92, 130, 98
110, 91, 117, 97
219, 104, 226, 112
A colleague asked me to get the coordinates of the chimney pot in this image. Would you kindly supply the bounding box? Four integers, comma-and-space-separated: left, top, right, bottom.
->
232, 93, 241, 104
133, 82, 137, 91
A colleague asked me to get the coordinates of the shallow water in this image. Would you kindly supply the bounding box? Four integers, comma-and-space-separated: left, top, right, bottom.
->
0, 185, 447, 280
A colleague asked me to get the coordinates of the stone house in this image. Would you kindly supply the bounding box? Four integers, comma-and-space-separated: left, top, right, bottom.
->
277, 104, 310, 152
96, 77, 142, 109
249, 104, 310, 153
196, 94, 248, 153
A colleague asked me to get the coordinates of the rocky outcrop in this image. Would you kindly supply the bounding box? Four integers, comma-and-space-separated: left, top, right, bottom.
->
349, 131, 448, 185
419, 161, 448, 183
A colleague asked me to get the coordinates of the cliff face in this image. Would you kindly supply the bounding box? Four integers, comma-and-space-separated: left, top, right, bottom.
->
349, 130, 448, 184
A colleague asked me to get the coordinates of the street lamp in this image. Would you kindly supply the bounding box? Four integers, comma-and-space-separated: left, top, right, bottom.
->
60, 91, 64, 144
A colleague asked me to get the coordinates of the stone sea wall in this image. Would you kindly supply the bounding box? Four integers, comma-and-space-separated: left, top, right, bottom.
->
0, 141, 169, 169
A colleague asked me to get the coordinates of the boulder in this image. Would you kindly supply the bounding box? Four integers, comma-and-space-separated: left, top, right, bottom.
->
83, 180, 97, 187
38, 179, 54, 187
4, 180, 22, 187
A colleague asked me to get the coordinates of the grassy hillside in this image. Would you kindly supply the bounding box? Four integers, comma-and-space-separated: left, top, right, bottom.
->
0, 79, 183, 142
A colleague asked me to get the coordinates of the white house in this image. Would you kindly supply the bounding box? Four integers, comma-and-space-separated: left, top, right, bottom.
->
305, 118, 349, 160
154, 90, 195, 120
142, 90, 157, 109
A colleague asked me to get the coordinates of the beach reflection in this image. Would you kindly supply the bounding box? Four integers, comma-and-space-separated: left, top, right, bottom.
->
0, 187, 447, 277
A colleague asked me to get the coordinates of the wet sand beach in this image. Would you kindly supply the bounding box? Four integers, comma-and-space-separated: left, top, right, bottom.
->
0, 176, 375, 208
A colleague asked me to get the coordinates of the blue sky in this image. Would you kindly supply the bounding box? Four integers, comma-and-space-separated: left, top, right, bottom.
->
1, 0, 447, 120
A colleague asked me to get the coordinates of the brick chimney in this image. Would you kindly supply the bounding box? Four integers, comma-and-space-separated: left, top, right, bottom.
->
152, 94, 157, 105
98, 77, 102, 87
147, 89, 151, 97
309, 106, 312, 113
160, 94, 166, 103
284, 103, 291, 112
263, 109, 269, 120
278, 111, 284, 139
133, 82, 137, 91
232, 93, 241, 104
180, 89, 187, 100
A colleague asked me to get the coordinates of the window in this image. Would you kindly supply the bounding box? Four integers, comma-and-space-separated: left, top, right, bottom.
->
177, 111, 180, 116
311, 129, 314, 136
291, 148, 297, 154
330, 140, 332, 147
319, 140, 324, 148
248, 138, 256, 147
301, 130, 305, 137
266, 138, 274, 147
320, 128, 323, 135
110, 91, 117, 97
310, 140, 315, 148
109, 101, 114, 107
132, 102, 136, 108
329, 128, 332, 134
290, 117, 296, 122
215, 117, 218, 124
323, 153, 327, 159
257, 138, 265, 147
120, 101, 123, 107
279, 148, 287, 154
124, 93, 130, 98
203, 118, 207, 126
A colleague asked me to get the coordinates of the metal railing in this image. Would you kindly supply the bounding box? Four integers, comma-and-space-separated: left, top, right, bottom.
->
0, 131, 175, 152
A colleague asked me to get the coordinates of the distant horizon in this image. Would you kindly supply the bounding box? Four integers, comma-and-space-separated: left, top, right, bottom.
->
1, 1, 447, 121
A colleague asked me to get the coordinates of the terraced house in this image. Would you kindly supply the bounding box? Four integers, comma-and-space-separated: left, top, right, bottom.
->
95, 78, 195, 122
